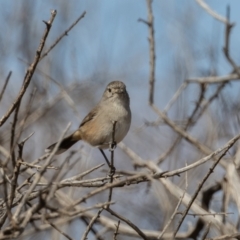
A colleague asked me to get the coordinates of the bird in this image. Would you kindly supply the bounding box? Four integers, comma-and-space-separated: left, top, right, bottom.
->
46, 81, 131, 155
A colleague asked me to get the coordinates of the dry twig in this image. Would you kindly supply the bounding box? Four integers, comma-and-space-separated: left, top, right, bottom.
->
0, 10, 57, 127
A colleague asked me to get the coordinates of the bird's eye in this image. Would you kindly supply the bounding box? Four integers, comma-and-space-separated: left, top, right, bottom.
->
108, 88, 111, 93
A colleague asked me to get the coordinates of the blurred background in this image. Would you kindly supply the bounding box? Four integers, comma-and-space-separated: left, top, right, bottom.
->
1, 0, 240, 239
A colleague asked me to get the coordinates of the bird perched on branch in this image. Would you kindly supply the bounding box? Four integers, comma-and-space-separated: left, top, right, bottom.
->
46, 81, 131, 154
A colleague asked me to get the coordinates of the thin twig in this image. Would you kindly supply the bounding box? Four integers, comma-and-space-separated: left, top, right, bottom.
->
201, 222, 211, 240
61, 163, 105, 183
151, 104, 215, 157
158, 168, 188, 239
81, 208, 103, 240
195, 0, 229, 24
14, 88, 37, 145
205, 232, 240, 240
46, 153, 76, 202
9, 88, 36, 169
0, 10, 57, 127
18, 161, 58, 170
173, 138, 238, 237
163, 82, 188, 113
47, 220, 73, 240
157, 83, 207, 164
114, 220, 120, 240
147, 0, 155, 105
0, 71, 12, 103
106, 208, 148, 240
10, 104, 20, 167
185, 212, 233, 217
40, 11, 86, 60
12, 123, 71, 222
36, 175, 122, 188
107, 121, 117, 208
139, 0, 155, 105
68, 173, 148, 208
18, 58, 82, 121
186, 73, 240, 84
9, 133, 34, 210
121, 132, 240, 179
222, 6, 240, 77
81, 216, 104, 240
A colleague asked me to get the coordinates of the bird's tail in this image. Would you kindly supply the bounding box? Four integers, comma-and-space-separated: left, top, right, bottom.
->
45, 131, 81, 155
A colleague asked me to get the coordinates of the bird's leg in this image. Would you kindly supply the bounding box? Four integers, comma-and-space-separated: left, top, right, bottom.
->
99, 121, 117, 176
99, 148, 111, 168
99, 148, 115, 175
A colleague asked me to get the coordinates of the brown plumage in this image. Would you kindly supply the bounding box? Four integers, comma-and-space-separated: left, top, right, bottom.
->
45, 81, 131, 155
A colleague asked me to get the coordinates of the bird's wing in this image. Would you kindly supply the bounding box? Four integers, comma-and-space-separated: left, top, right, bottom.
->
79, 106, 98, 128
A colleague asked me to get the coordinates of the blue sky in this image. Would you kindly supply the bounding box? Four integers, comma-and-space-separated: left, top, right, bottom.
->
1, 0, 240, 161
1, 1, 240, 238
2, 0, 240, 80
0, 0, 240, 149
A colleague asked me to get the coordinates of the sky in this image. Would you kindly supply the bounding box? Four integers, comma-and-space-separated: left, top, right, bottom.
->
1, 1, 240, 110
1, 1, 240, 238
1, 0, 240, 186
1, 0, 240, 192
1, 1, 240, 80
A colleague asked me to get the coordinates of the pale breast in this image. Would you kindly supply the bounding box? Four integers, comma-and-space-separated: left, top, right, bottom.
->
97, 101, 131, 148
80, 99, 131, 149
112, 103, 131, 143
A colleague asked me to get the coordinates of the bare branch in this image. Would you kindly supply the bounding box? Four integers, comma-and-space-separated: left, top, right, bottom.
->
12, 122, 71, 222
140, 0, 156, 105
106, 208, 148, 240
195, 0, 229, 24
0, 71, 12, 103
186, 73, 239, 84
0, 10, 57, 127
81, 208, 103, 240
173, 140, 236, 237
40, 11, 86, 60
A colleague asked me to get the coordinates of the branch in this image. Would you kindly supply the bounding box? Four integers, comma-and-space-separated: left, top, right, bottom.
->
114, 220, 120, 240
81, 208, 103, 240
0, 71, 12, 103
140, 0, 155, 105
0, 10, 57, 127
106, 208, 148, 240
107, 121, 117, 207
186, 73, 239, 84
173, 140, 236, 237
158, 170, 188, 239
222, 6, 240, 77
40, 11, 86, 60
206, 232, 240, 240
195, 0, 229, 24
12, 123, 71, 223
154, 133, 240, 178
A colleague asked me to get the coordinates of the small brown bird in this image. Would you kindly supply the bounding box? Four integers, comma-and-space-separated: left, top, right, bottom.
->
46, 81, 131, 154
